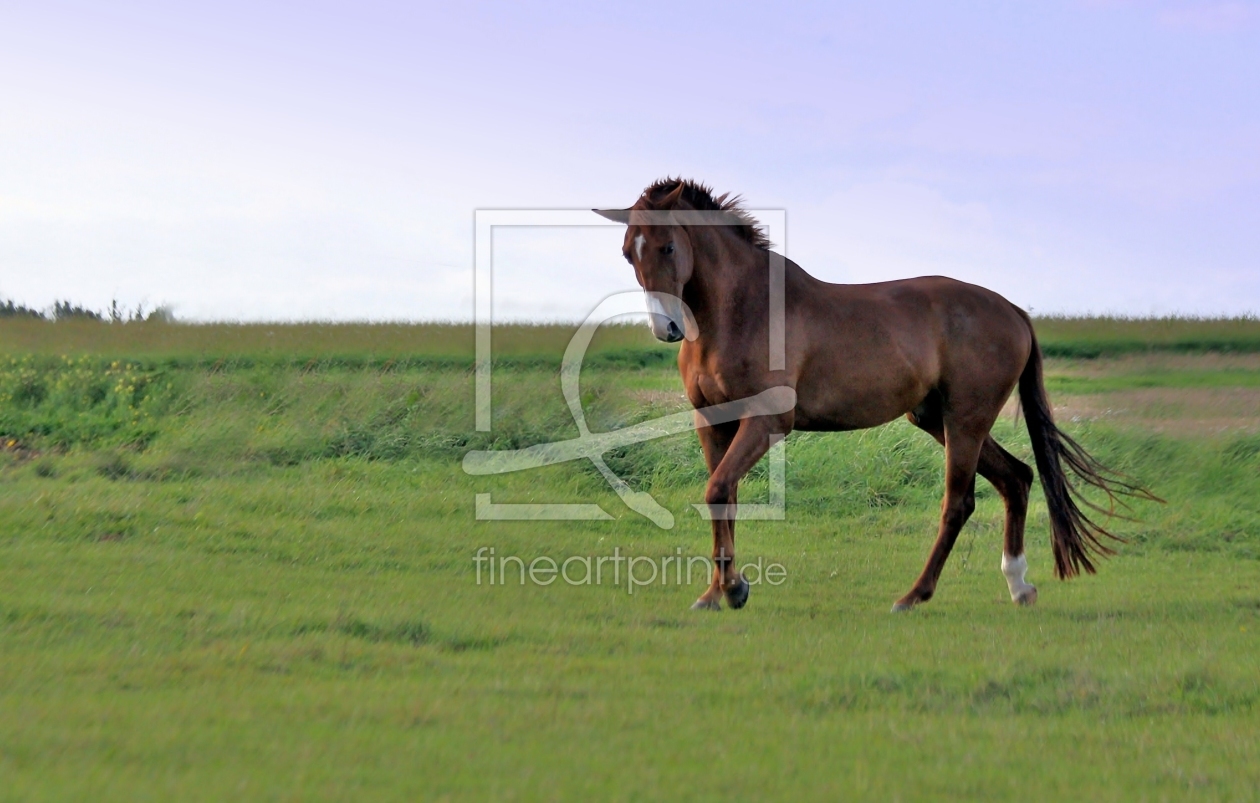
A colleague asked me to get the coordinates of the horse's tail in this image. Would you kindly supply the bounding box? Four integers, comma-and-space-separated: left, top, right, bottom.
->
1015, 311, 1162, 578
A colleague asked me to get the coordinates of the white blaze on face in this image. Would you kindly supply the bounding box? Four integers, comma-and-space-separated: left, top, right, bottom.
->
634, 233, 646, 261
1001, 552, 1036, 603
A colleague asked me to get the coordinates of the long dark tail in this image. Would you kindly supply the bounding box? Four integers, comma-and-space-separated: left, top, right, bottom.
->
1017, 317, 1163, 578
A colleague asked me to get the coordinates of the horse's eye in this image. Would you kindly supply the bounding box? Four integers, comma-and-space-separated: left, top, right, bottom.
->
663, 243, 675, 255
623, 252, 633, 263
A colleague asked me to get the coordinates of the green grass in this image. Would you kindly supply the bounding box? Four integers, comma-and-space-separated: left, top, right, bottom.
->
0, 319, 667, 361
1045, 369, 1260, 394
2, 325, 1260, 800
1033, 315, 1260, 358
3, 314, 1259, 362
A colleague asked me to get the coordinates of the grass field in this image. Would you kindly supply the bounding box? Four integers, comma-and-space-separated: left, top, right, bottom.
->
2, 318, 1259, 800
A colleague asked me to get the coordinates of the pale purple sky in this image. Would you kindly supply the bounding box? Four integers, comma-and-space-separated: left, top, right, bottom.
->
1, 1, 1257, 320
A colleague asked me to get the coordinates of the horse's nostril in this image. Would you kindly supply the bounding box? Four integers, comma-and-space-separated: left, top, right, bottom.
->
666, 321, 683, 341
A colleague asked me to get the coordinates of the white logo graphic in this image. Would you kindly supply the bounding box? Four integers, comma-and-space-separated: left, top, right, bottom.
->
464, 210, 788, 528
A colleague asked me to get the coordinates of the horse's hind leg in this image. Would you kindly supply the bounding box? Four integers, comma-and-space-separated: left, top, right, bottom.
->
892, 424, 985, 611
907, 399, 1037, 608
977, 437, 1037, 605
912, 430, 1036, 606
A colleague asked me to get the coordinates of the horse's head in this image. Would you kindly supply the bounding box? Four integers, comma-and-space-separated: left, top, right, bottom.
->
595, 182, 695, 343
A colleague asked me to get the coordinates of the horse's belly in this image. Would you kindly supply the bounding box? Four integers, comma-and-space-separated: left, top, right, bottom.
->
791, 374, 926, 432
792, 404, 905, 432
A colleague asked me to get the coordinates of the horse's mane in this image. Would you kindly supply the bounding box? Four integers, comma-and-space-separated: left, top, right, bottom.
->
640, 177, 771, 250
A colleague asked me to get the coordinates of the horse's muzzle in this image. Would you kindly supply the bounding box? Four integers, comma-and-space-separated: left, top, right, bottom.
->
645, 293, 687, 342
653, 318, 685, 342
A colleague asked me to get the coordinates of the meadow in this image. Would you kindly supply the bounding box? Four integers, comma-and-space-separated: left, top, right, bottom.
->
2, 317, 1259, 800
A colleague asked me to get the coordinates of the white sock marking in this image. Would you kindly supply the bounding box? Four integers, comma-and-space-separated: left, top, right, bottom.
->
1001, 552, 1035, 601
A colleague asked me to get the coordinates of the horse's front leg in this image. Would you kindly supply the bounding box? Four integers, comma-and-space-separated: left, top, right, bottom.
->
691, 418, 735, 611
692, 416, 778, 611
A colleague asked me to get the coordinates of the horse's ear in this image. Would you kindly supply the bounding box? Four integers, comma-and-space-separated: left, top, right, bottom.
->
658, 182, 686, 209
593, 208, 631, 224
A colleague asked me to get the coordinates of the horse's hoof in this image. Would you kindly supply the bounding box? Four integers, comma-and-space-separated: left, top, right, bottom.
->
890, 599, 916, 613
691, 597, 721, 611
1014, 586, 1038, 606
724, 576, 750, 610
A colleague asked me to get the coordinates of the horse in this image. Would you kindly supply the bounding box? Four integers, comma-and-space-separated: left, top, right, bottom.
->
595, 178, 1158, 612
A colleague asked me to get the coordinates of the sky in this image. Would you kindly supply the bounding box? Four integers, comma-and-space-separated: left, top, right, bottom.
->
1, 1, 1258, 321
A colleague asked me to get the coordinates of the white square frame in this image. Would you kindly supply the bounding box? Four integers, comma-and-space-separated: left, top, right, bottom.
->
471, 208, 788, 524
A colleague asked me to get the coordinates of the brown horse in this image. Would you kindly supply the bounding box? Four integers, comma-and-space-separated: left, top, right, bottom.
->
596, 178, 1158, 612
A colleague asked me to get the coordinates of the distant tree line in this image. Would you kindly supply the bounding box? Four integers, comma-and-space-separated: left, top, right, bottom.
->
0, 297, 174, 322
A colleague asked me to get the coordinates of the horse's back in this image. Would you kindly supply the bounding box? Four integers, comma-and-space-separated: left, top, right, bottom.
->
803, 274, 1030, 363
789, 274, 1032, 430
873, 276, 1033, 416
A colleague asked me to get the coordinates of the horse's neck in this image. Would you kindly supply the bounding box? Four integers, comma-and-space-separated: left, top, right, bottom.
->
683, 233, 767, 340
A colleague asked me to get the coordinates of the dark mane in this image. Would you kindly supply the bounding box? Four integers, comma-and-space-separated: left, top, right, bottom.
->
640, 177, 771, 250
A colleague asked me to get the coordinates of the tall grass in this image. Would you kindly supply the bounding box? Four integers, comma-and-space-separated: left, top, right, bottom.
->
4, 356, 1257, 563
2, 321, 1256, 558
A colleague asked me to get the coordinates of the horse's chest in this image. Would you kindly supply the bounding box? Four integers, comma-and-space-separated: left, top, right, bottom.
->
685, 370, 739, 407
